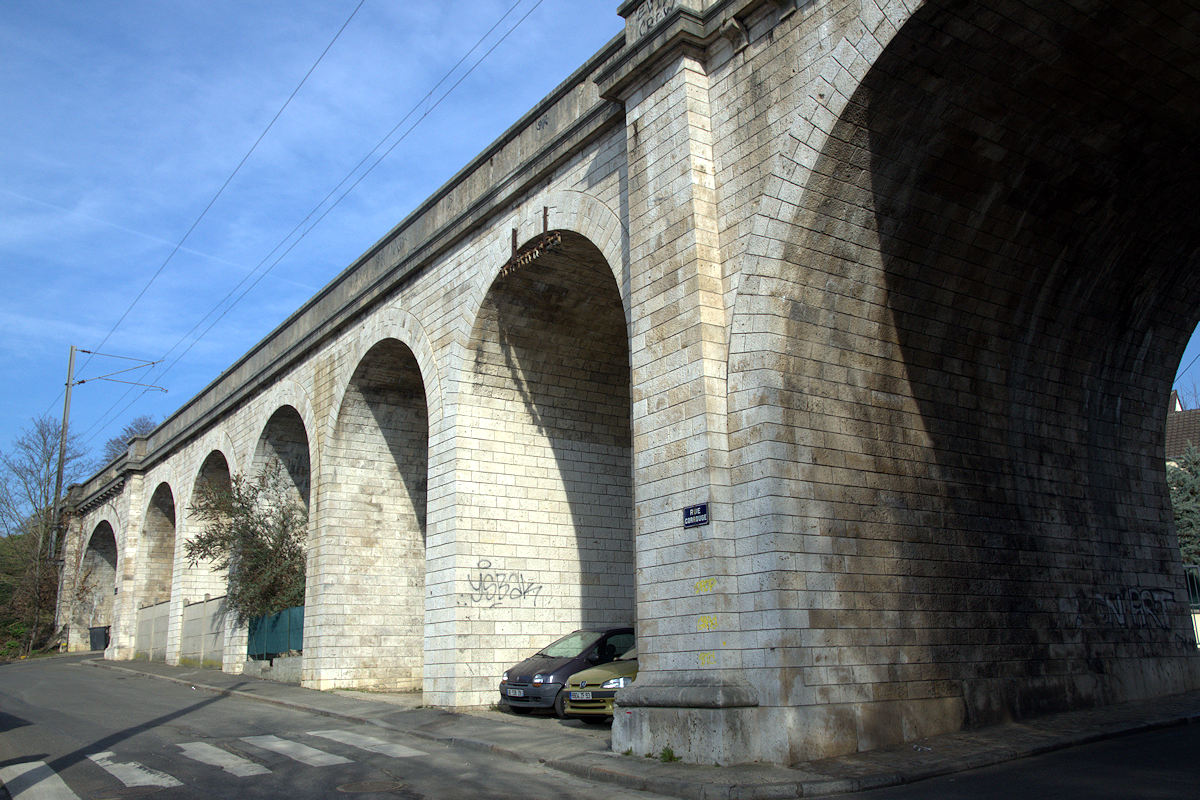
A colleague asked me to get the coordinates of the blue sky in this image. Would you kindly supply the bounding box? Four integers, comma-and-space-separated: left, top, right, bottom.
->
0, 1, 624, 468
3, 1, 1199, 475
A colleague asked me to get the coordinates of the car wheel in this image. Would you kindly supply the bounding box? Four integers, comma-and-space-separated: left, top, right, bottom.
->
553, 690, 566, 718
580, 716, 609, 725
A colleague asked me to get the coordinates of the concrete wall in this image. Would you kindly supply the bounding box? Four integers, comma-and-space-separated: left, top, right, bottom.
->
135, 600, 169, 661
180, 596, 227, 668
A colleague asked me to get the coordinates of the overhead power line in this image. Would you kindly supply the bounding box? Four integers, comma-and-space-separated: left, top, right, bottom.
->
44, 0, 367, 426
87, 0, 369, 368
77, 0, 545, 447
151, 0, 537, 382
1176, 349, 1200, 385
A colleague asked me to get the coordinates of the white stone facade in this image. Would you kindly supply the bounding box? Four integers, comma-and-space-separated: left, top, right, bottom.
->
59, 0, 1200, 765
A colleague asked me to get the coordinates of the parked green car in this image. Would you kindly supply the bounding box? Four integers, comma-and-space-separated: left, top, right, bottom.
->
563, 646, 637, 723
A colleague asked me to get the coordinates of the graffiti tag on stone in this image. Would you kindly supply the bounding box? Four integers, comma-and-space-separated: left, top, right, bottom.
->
633, 0, 676, 39
1094, 586, 1173, 630
466, 559, 543, 608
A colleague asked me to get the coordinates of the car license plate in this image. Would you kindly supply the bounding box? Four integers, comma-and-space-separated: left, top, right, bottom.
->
506, 688, 525, 697
570, 691, 592, 700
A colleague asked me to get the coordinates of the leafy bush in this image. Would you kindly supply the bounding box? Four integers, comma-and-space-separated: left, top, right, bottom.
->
185, 461, 307, 625
1, 620, 28, 659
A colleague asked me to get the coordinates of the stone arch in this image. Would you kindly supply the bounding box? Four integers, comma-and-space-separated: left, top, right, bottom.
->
245, 380, 318, 505
457, 227, 635, 700
724, 0, 917, 328
188, 429, 241, 487
78, 520, 118, 640
137, 482, 176, 608
726, 0, 1200, 760
458, 191, 630, 345
325, 306, 443, 445
252, 404, 313, 514
182, 450, 235, 598
309, 333, 432, 689
163, 449, 236, 666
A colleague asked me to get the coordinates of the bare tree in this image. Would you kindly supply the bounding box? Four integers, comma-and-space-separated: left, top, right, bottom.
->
0, 416, 89, 655
101, 414, 158, 464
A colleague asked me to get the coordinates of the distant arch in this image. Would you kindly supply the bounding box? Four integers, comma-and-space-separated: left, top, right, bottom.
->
137, 482, 176, 608
310, 336, 431, 689
80, 521, 118, 636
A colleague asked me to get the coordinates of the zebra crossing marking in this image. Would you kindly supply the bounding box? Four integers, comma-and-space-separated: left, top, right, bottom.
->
87, 752, 182, 788
2, 729, 424, 799
177, 741, 271, 776
0, 761, 80, 800
240, 734, 352, 767
308, 729, 426, 758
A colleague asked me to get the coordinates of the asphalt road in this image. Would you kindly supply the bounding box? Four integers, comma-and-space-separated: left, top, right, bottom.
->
0, 655, 667, 800
840, 723, 1200, 800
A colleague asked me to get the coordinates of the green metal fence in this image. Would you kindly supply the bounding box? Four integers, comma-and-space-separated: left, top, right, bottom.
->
247, 606, 303, 660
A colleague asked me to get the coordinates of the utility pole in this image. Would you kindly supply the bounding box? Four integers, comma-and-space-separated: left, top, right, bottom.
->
38, 346, 165, 654
30, 346, 77, 653
48, 345, 77, 563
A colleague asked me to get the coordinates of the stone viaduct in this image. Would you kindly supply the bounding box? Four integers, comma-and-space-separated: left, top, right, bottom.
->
56, 0, 1200, 766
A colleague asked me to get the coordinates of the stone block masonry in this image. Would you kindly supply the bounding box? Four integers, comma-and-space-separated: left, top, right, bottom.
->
60, 0, 1200, 766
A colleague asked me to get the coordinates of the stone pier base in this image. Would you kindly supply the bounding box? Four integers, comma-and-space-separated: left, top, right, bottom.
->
612, 696, 966, 766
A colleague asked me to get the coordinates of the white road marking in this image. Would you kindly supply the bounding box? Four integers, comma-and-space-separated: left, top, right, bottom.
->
177, 741, 271, 776
240, 735, 352, 767
308, 729, 426, 758
86, 752, 182, 788
0, 762, 80, 800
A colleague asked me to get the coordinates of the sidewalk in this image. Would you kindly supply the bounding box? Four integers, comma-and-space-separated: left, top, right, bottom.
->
81, 656, 1200, 799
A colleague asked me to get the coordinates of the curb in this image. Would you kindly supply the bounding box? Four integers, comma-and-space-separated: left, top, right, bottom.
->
78, 658, 1200, 800
81, 658, 367, 724
82, 658, 752, 798
81, 660, 614, 775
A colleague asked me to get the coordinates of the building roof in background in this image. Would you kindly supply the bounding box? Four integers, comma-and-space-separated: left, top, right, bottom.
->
1166, 409, 1200, 461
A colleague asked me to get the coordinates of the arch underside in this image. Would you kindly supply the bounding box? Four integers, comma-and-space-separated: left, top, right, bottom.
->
729, 0, 1200, 756
456, 230, 634, 700
139, 483, 176, 607
181, 453, 235, 605
255, 407, 312, 512
79, 522, 118, 633
310, 339, 429, 689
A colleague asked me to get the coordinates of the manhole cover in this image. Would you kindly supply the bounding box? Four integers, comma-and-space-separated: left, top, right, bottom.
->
336, 781, 407, 794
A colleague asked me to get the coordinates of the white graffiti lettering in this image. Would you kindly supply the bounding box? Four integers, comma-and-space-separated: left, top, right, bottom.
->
1094, 586, 1174, 630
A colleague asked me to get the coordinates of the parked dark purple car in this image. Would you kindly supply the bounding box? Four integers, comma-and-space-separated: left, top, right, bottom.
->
499, 627, 635, 717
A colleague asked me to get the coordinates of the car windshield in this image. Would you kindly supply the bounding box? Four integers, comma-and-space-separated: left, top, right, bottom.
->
617, 646, 637, 660
538, 630, 604, 658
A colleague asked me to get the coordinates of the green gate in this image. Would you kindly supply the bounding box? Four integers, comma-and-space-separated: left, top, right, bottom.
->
247, 606, 303, 660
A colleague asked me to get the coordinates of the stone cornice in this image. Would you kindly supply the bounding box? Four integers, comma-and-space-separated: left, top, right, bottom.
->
69, 34, 629, 492
597, 0, 802, 101
73, 474, 127, 516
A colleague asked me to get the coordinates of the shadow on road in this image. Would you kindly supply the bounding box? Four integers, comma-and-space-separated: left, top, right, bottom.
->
0, 712, 31, 733
1, 661, 259, 779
